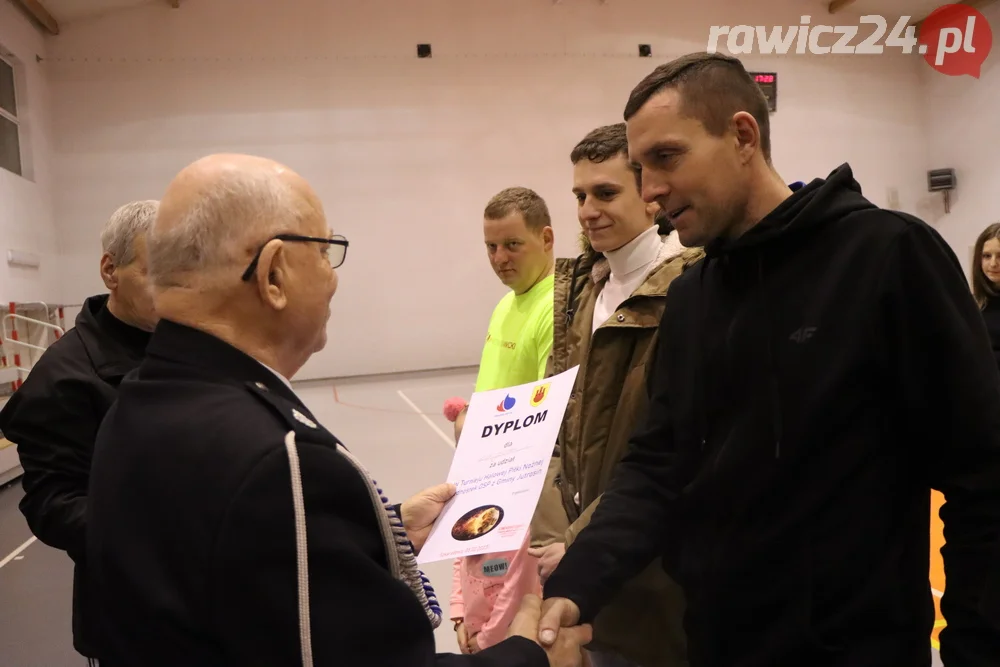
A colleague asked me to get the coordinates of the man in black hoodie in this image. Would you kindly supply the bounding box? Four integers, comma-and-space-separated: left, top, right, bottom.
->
539, 51, 1000, 667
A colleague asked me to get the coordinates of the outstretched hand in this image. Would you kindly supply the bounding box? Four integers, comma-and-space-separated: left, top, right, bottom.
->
538, 597, 582, 647
400, 482, 456, 554
509, 594, 590, 666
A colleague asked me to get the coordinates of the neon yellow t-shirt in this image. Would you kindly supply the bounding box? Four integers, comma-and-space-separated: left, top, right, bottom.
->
474, 273, 554, 393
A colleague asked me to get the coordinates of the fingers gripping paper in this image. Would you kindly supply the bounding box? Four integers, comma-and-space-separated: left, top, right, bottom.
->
417, 366, 580, 564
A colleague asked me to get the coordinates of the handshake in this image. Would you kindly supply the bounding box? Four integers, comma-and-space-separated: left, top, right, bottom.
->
403, 483, 591, 665
506, 594, 591, 667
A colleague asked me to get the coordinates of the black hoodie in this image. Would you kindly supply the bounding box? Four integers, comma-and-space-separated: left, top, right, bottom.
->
544, 164, 1000, 667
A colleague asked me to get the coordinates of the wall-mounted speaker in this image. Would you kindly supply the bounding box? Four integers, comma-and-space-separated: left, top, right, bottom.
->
928, 168, 957, 213
927, 168, 956, 191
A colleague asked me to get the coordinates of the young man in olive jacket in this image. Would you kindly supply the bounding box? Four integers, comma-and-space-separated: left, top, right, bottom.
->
529, 123, 702, 667
539, 52, 1000, 667
0, 200, 159, 663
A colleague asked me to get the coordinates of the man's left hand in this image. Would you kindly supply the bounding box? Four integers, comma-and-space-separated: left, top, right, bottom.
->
400, 482, 457, 554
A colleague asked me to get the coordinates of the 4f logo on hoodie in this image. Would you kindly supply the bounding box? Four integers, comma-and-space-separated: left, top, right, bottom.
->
789, 326, 817, 343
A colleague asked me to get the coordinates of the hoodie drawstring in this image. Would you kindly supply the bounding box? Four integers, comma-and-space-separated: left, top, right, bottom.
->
758, 256, 783, 459
698, 260, 710, 452
698, 254, 783, 460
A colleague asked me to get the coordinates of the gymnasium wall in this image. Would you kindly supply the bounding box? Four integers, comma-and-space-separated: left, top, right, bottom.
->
25, 0, 932, 379
919, 1, 1000, 280
0, 0, 58, 306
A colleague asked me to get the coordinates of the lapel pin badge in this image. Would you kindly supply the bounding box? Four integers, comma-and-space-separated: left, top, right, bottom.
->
292, 409, 318, 429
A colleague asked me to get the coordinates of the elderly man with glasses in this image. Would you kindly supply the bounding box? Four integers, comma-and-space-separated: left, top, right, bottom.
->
84, 153, 592, 667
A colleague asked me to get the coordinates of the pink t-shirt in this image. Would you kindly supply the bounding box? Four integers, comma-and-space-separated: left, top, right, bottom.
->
449, 532, 541, 649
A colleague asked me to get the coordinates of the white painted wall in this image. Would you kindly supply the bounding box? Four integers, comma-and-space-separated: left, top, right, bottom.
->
41, 0, 932, 380
0, 0, 58, 306
919, 1, 1000, 279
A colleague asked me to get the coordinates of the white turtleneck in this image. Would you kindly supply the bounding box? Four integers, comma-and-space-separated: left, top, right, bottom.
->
592, 225, 673, 333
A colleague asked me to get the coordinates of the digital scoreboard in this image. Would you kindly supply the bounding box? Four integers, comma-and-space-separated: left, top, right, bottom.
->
749, 72, 777, 112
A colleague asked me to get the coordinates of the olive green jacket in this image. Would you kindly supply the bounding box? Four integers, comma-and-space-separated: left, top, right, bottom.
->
530, 227, 703, 667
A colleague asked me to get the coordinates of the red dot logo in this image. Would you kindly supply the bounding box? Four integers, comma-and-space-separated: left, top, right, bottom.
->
918, 4, 993, 78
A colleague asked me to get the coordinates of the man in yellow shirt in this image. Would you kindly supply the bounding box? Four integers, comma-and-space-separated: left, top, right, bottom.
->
453, 186, 555, 439
449, 186, 555, 655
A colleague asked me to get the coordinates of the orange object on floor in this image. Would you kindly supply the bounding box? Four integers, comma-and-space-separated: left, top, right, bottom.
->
930, 490, 946, 649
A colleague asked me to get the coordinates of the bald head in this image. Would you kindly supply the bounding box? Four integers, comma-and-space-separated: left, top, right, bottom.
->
148, 153, 324, 288
146, 153, 339, 379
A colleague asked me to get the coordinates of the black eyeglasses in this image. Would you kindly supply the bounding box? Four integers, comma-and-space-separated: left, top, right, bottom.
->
241, 233, 349, 281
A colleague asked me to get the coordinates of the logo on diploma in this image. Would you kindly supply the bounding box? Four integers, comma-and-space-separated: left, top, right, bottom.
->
529, 383, 550, 407
496, 394, 516, 413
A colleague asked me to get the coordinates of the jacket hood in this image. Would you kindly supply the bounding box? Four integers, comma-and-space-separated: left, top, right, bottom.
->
704, 163, 876, 259
556, 228, 704, 337
693, 164, 878, 463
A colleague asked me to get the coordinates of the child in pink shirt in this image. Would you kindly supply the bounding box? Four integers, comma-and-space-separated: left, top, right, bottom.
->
449, 532, 542, 652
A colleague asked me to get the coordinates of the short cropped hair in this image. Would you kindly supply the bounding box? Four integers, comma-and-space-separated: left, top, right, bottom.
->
570, 123, 640, 189
624, 52, 772, 162
148, 171, 298, 287
101, 200, 159, 266
483, 187, 551, 231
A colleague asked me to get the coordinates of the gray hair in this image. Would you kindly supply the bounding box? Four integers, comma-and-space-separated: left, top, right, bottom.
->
147, 171, 300, 288
101, 200, 159, 266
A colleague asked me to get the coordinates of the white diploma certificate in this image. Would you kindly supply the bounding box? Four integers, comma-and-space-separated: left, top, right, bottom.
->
416, 365, 580, 564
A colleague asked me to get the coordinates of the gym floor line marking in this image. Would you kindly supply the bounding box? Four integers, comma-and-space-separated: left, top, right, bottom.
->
397, 390, 456, 449
0, 536, 37, 569
332, 385, 438, 415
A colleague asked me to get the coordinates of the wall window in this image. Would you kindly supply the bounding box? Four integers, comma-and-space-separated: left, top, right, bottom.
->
0, 53, 22, 177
